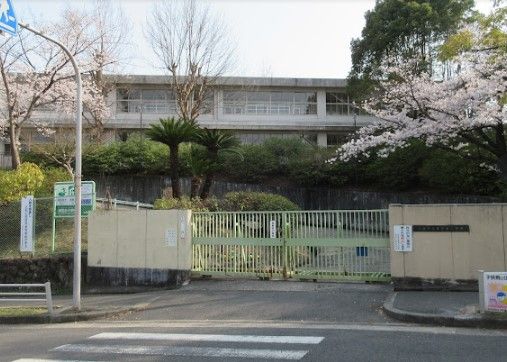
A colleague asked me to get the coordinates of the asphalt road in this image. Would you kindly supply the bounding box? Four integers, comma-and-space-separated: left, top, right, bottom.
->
2, 280, 507, 362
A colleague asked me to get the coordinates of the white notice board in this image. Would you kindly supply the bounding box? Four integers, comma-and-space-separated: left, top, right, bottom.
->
393, 225, 413, 252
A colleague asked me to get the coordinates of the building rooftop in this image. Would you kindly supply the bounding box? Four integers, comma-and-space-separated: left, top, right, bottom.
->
107, 75, 347, 88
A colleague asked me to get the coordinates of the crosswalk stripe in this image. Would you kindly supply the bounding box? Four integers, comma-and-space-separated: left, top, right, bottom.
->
52, 344, 309, 360
90, 332, 324, 344
12, 359, 105, 362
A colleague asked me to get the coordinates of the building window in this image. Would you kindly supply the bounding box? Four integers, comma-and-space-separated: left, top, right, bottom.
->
326, 92, 368, 116
223, 90, 317, 115
117, 88, 214, 115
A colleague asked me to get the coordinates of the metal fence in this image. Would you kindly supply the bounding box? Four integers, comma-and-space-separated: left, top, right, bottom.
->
0, 197, 89, 259
192, 210, 390, 282
0, 197, 154, 259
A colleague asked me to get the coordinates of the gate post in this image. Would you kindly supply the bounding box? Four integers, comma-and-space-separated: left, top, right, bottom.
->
282, 212, 288, 279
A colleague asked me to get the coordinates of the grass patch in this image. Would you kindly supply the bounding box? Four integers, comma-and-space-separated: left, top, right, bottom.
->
0, 307, 48, 317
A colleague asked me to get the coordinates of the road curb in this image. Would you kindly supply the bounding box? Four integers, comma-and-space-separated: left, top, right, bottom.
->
383, 292, 507, 329
0, 303, 149, 325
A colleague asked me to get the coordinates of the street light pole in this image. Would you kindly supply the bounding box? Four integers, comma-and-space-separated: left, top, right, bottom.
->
19, 22, 83, 311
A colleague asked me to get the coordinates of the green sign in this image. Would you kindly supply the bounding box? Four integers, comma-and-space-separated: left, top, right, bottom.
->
53, 181, 96, 218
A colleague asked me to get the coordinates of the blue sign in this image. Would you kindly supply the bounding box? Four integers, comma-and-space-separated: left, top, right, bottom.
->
0, 0, 17, 36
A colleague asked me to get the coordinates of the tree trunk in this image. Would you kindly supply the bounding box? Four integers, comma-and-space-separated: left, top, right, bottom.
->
169, 144, 182, 198
190, 176, 202, 198
200, 172, 214, 200
498, 153, 507, 182
9, 124, 20, 169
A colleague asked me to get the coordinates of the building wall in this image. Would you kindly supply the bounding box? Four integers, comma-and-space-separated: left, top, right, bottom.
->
87, 209, 192, 288
389, 204, 507, 289
18, 76, 376, 149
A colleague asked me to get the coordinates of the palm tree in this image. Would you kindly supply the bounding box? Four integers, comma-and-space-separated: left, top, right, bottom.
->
194, 128, 240, 199
147, 118, 197, 198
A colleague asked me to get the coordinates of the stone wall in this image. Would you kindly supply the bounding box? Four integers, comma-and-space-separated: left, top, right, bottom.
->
0, 255, 87, 291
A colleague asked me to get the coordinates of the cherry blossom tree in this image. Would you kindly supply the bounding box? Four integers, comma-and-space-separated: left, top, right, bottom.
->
335, 10, 507, 177
0, 9, 96, 169
83, 0, 130, 141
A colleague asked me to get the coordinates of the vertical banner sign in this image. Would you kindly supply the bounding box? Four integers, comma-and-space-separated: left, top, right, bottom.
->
393, 225, 413, 252
483, 272, 507, 312
270, 220, 277, 239
20, 195, 34, 252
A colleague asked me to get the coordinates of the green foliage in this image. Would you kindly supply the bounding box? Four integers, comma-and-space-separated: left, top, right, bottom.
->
348, 0, 474, 99
0, 163, 45, 203
36, 167, 73, 197
146, 118, 198, 148
82, 134, 169, 175
153, 196, 217, 212
220, 137, 313, 183
221, 192, 300, 211
419, 150, 501, 195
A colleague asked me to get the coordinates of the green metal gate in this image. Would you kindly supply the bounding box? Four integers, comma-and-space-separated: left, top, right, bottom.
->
191, 210, 390, 282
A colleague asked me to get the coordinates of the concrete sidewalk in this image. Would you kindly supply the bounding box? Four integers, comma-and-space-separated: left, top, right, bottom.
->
384, 291, 507, 328
0, 290, 162, 324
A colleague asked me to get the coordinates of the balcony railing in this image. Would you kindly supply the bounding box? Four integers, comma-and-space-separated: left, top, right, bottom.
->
223, 102, 317, 115
116, 99, 179, 114
326, 103, 369, 116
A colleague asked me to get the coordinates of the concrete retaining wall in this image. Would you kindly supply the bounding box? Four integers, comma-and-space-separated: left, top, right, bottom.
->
87, 209, 192, 288
390, 204, 507, 291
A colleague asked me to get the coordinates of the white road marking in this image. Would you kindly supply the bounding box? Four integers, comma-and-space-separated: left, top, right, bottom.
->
90, 332, 324, 344
12, 360, 106, 362
52, 344, 308, 360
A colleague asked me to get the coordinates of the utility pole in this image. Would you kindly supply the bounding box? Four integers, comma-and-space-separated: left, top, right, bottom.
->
19, 22, 83, 311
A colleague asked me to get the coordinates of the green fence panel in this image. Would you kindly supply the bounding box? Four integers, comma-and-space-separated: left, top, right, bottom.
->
191, 209, 390, 282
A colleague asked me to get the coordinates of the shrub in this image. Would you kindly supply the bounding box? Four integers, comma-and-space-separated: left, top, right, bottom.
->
0, 163, 45, 203
83, 134, 170, 175
221, 192, 300, 211
36, 167, 73, 197
154, 196, 216, 212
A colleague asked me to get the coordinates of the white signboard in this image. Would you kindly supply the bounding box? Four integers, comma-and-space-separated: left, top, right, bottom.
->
165, 229, 177, 247
483, 272, 507, 312
53, 181, 95, 218
20, 195, 34, 252
270, 220, 277, 239
393, 225, 413, 252
179, 215, 186, 239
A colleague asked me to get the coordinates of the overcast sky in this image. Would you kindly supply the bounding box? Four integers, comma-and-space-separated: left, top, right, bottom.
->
15, 0, 495, 78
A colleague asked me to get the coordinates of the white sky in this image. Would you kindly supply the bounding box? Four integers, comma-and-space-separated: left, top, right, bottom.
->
14, 0, 496, 78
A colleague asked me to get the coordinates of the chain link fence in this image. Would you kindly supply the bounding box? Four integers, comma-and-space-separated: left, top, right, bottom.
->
0, 197, 89, 259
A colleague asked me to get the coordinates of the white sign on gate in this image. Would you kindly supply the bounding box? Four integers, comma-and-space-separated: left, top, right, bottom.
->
20, 195, 34, 252
270, 220, 277, 239
393, 225, 413, 252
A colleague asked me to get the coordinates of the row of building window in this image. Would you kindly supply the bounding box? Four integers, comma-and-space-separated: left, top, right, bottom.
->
116, 89, 366, 116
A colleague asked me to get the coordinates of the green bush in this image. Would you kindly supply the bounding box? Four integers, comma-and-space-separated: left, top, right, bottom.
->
221, 192, 300, 211
220, 137, 313, 183
0, 163, 45, 203
36, 167, 73, 197
154, 196, 218, 212
82, 134, 170, 175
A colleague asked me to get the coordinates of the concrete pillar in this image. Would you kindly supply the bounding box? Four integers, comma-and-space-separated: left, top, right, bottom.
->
215, 88, 223, 120
317, 132, 327, 147
316, 90, 326, 119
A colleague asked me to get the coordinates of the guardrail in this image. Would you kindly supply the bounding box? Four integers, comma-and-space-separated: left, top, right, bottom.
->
96, 198, 154, 210
0, 282, 53, 314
